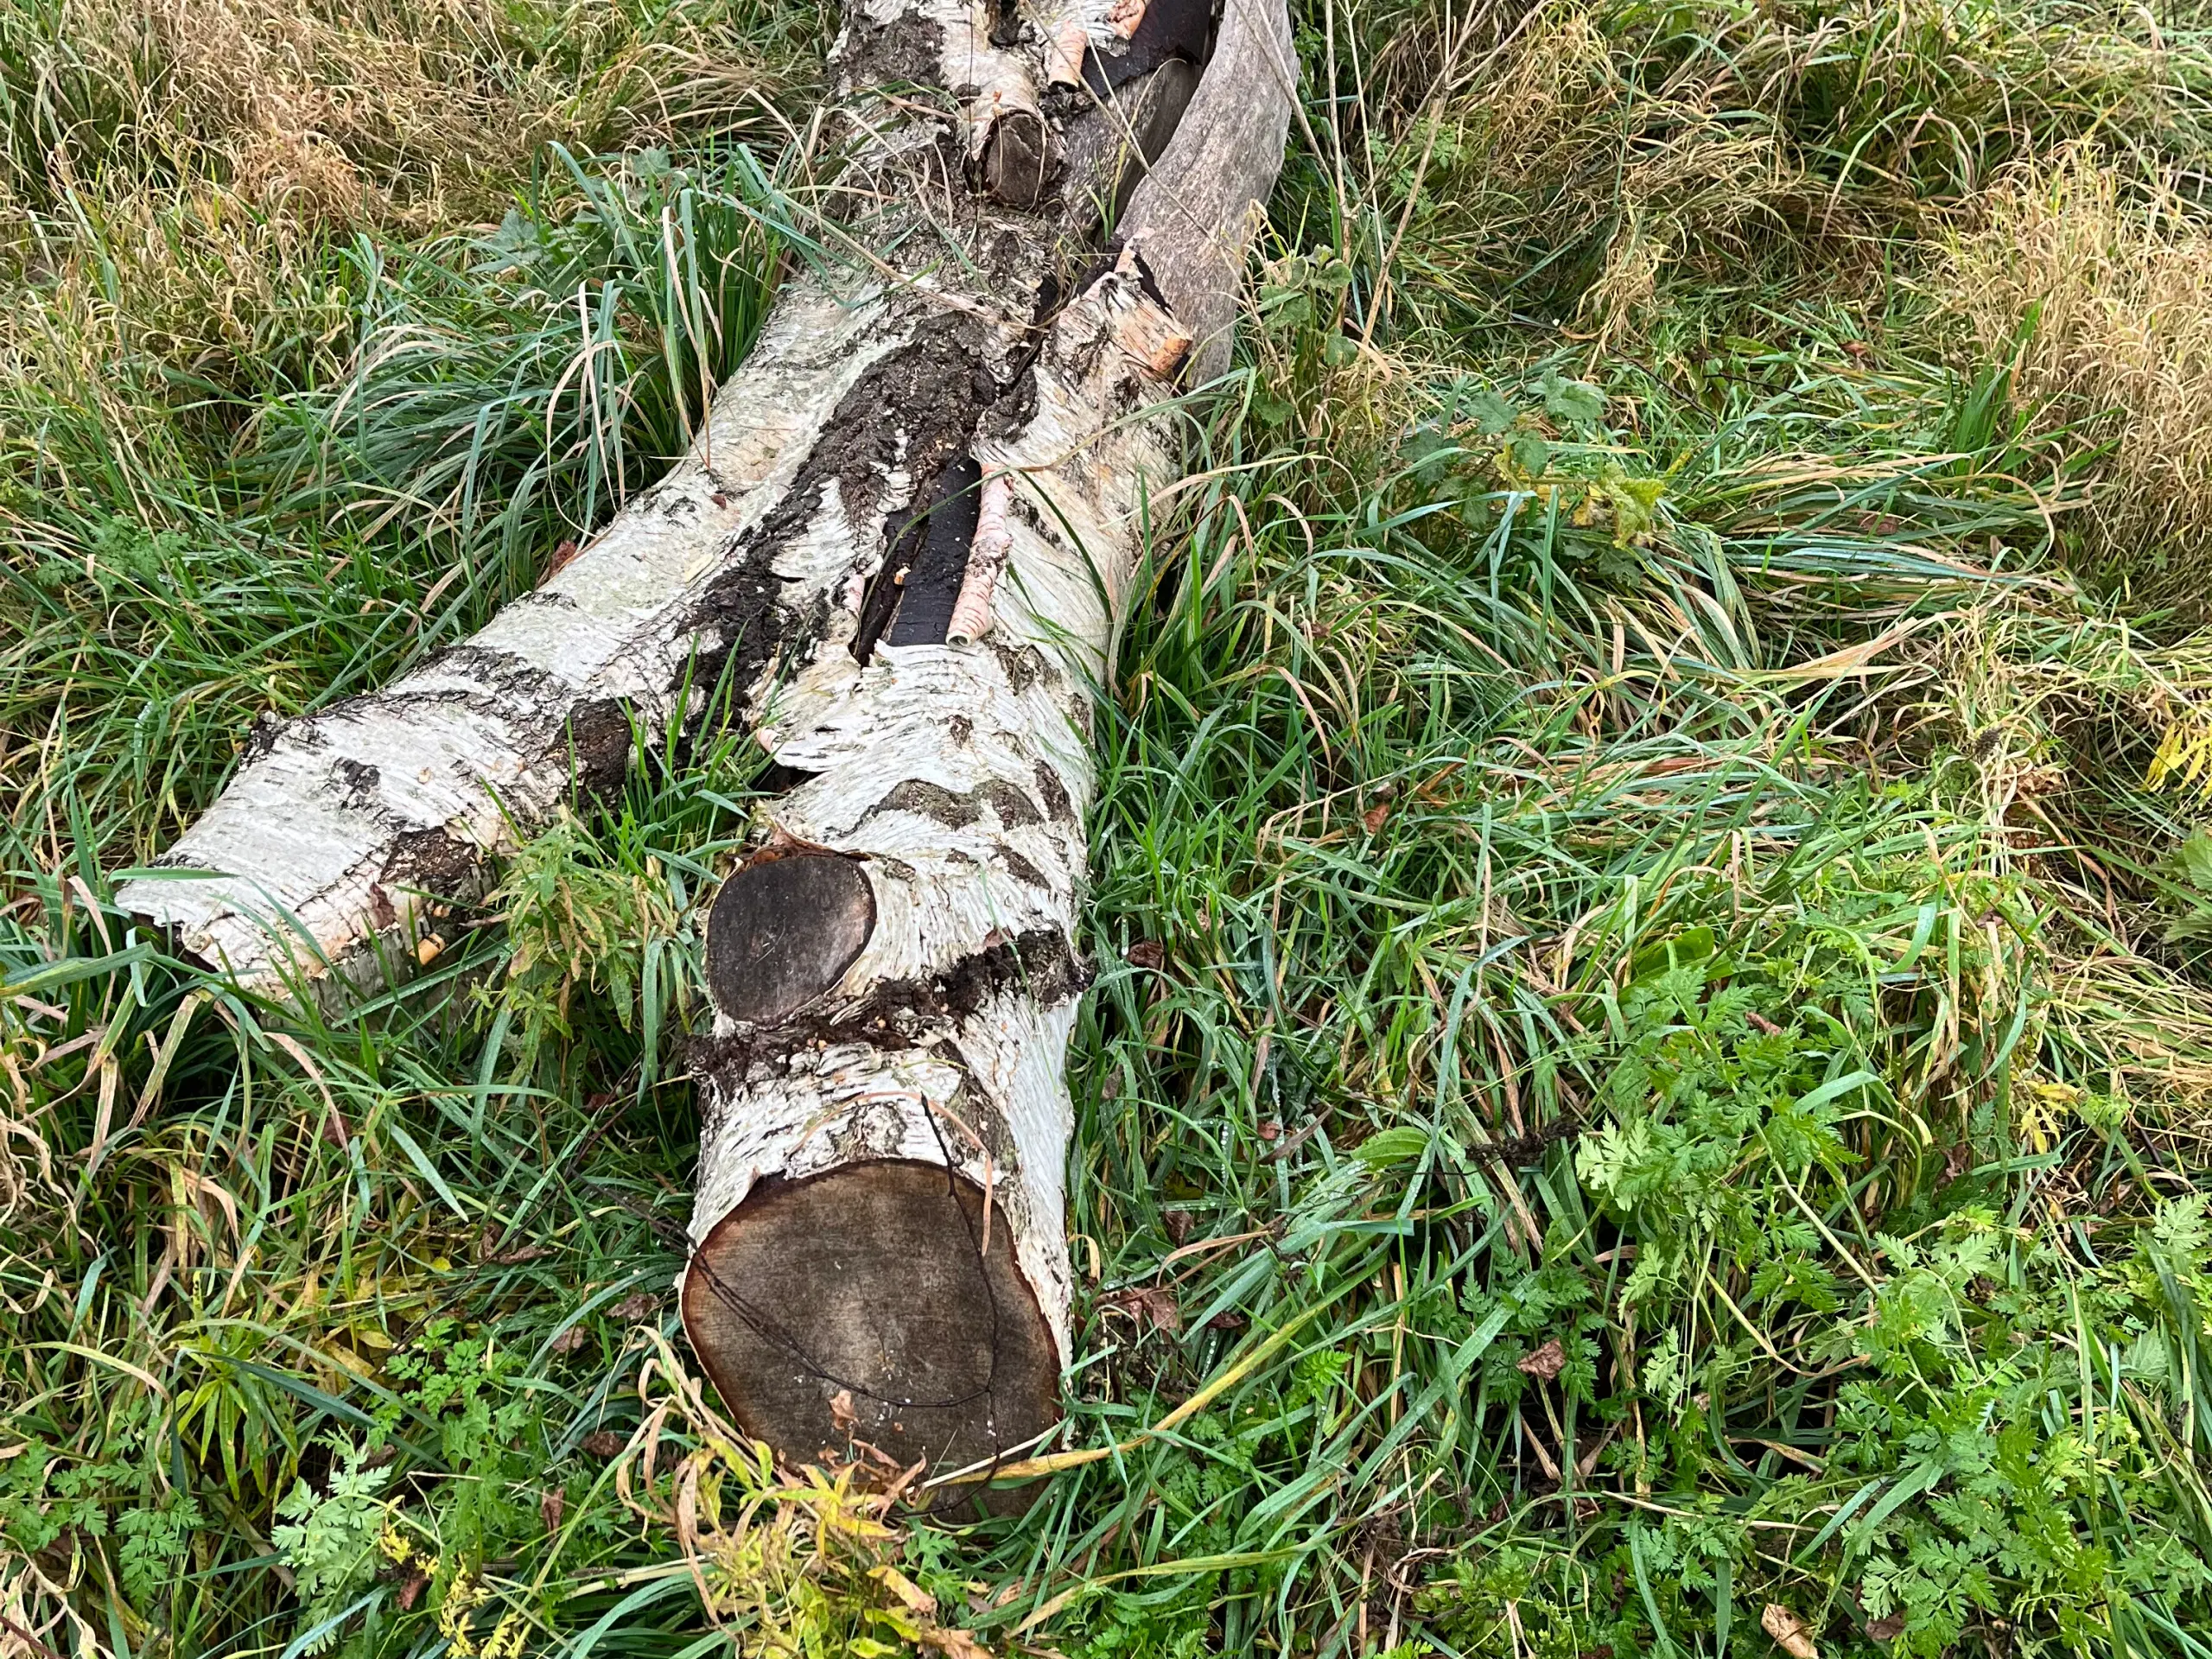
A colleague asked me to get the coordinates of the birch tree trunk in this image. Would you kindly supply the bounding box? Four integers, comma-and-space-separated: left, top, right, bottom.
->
117, 0, 1294, 1486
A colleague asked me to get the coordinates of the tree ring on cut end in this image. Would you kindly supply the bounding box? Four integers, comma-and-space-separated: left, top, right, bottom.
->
681, 1160, 1061, 1514
706, 850, 874, 1026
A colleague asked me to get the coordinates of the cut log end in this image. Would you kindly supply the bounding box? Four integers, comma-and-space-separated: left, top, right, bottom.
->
982, 108, 1055, 208
680, 1160, 1061, 1510
706, 850, 875, 1025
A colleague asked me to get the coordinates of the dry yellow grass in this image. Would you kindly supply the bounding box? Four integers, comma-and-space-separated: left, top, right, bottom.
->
0, 0, 812, 478
16, 0, 798, 229
1948, 151, 2212, 610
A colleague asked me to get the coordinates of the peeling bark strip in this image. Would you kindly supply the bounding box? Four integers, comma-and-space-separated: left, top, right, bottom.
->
119, 0, 1294, 1484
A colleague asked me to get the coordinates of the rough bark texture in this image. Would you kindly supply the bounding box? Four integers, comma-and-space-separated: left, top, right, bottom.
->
118, 0, 1294, 1484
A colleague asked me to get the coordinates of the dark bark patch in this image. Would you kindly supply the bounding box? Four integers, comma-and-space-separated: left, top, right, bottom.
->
681, 1159, 1058, 1512
564, 699, 633, 798
727, 308, 1000, 675
383, 827, 480, 900
691, 926, 1087, 1074
993, 641, 1046, 694
687, 563, 787, 724
855, 777, 1046, 832
1034, 762, 1076, 823
995, 847, 1049, 890
333, 757, 381, 810
811, 312, 995, 541
839, 12, 945, 96
707, 850, 877, 1026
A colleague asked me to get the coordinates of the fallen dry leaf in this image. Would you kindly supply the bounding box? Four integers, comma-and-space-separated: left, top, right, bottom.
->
609, 1291, 660, 1323
1101, 1285, 1182, 1333
395, 1572, 429, 1612
921, 1628, 993, 1659
829, 1388, 860, 1434
1363, 801, 1389, 834
480, 1230, 553, 1266
1517, 1338, 1567, 1381
871, 1564, 938, 1618
1126, 939, 1165, 969
540, 1488, 565, 1533
1863, 1613, 1904, 1643
1763, 1603, 1819, 1659
548, 1326, 587, 1355
579, 1429, 627, 1461
1162, 1208, 1194, 1243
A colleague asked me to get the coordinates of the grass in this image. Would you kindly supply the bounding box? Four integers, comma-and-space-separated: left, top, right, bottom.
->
10, 0, 2212, 1656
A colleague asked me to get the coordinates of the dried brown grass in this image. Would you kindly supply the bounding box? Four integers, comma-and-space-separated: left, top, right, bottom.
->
1947, 151, 2212, 611
0, 0, 813, 469
18, 0, 800, 231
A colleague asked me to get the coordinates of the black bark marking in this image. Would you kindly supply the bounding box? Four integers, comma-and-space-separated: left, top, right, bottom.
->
681, 1160, 1058, 1512
993, 640, 1046, 693
715, 309, 999, 673
854, 777, 1046, 832
996, 846, 1049, 889
333, 757, 380, 810
565, 699, 633, 798
687, 565, 791, 728
1034, 762, 1075, 823
707, 850, 877, 1026
383, 827, 480, 899
690, 926, 1087, 1070
838, 12, 945, 95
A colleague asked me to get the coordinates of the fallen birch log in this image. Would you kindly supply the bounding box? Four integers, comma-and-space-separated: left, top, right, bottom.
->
118, 0, 1294, 1485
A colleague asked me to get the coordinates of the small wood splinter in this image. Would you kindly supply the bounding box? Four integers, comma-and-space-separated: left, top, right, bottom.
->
1108, 0, 1147, 38
1048, 16, 1088, 84
947, 473, 1016, 645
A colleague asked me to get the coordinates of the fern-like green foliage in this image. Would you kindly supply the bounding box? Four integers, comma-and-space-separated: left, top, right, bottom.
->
272, 1441, 393, 1655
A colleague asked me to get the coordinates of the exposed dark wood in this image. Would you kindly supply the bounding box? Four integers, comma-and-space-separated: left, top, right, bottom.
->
681, 1160, 1060, 1510
882, 455, 985, 650
1084, 0, 1211, 95
706, 850, 876, 1026
1058, 57, 1202, 232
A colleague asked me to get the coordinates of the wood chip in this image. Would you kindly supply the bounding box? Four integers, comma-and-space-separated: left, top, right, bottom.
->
1763, 1604, 1819, 1659
1101, 1284, 1182, 1332
1115, 299, 1192, 379
1047, 17, 1087, 85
